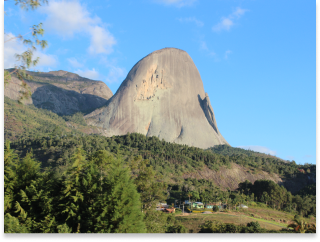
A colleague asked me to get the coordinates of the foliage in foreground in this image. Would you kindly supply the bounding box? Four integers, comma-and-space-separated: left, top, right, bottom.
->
4, 141, 147, 233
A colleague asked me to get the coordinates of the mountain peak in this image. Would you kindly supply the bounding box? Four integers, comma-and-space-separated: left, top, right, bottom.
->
85, 48, 229, 148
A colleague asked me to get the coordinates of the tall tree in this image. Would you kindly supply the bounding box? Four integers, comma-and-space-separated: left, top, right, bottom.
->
9, 150, 57, 232
4, 141, 17, 214
97, 156, 146, 233
59, 147, 87, 232
133, 157, 167, 211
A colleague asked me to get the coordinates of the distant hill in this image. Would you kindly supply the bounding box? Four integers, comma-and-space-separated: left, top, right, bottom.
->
8, 130, 315, 194
4, 69, 113, 116
4, 97, 103, 141
207, 145, 288, 163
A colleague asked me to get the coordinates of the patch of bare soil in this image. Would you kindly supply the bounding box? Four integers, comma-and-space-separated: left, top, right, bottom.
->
182, 163, 283, 190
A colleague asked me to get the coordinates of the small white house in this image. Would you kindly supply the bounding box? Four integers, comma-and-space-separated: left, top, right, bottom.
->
239, 204, 248, 209
156, 203, 169, 211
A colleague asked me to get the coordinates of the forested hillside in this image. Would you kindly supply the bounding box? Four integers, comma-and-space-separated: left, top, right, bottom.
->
7, 131, 316, 213
4, 97, 102, 141
207, 145, 288, 163
4, 99, 316, 233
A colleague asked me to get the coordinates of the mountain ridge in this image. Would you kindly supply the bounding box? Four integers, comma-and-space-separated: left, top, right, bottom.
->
4, 69, 113, 116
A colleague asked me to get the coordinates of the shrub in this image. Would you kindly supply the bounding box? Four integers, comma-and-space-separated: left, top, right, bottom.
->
249, 201, 257, 207
256, 202, 267, 208
212, 206, 219, 212
294, 215, 301, 220
166, 224, 188, 233
224, 223, 240, 233
247, 221, 260, 230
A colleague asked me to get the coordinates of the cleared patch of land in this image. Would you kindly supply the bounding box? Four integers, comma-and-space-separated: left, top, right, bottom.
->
175, 207, 315, 233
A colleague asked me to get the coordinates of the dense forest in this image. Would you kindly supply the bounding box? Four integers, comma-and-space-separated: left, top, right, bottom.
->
4, 99, 316, 233
5, 130, 316, 232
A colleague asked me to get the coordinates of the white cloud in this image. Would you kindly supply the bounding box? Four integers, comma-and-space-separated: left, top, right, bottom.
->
233, 7, 248, 18
40, 0, 116, 55
75, 68, 100, 80
67, 57, 84, 68
178, 17, 203, 27
154, 0, 197, 7
74, 65, 126, 84
237, 145, 277, 156
224, 50, 232, 59
40, 0, 97, 37
105, 66, 126, 84
88, 26, 116, 55
213, 17, 234, 32
4, 33, 58, 69
35, 51, 58, 67
212, 7, 248, 32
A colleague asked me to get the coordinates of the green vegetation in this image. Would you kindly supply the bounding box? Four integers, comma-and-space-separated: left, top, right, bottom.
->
7, 132, 315, 222
238, 179, 316, 217
295, 183, 316, 196
4, 141, 182, 233
199, 220, 292, 233
4, 97, 86, 141
3, 2, 316, 232
208, 145, 316, 178
212, 206, 219, 212
62, 113, 87, 126
287, 216, 316, 233
4, 100, 316, 233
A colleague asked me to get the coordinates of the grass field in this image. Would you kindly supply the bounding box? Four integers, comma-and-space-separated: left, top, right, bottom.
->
175, 207, 315, 233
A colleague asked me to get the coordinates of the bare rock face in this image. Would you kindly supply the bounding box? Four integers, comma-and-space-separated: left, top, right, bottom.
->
4, 69, 113, 116
85, 48, 229, 148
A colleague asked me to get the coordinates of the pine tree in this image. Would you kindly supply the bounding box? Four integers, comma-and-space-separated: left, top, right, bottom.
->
4, 141, 17, 214
77, 160, 101, 232
90, 149, 113, 192
134, 158, 167, 211
95, 157, 146, 233
10, 151, 41, 231
4, 213, 29, 233
59, 147, 87, 232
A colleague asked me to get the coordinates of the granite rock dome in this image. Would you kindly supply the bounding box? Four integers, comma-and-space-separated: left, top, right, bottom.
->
85, 48, 229, 148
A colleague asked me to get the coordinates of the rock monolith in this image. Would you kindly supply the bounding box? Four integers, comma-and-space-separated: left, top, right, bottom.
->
85, 48, 229, 148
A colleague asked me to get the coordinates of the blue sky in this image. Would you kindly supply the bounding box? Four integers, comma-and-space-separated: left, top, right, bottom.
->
3, 0, 315, 165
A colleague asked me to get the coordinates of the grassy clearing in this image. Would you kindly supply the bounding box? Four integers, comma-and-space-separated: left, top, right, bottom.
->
174, 205, 314, 233
175, 212, 286, 233
242, 206, 315, 225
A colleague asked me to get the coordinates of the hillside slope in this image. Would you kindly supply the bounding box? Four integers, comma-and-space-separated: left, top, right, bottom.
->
9, 132, 315, 194
4, 69, 113, 115
4, 97, 103, 141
